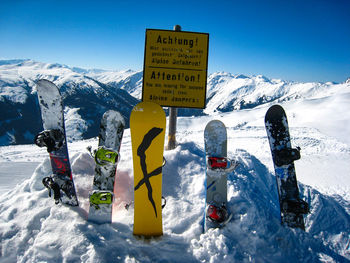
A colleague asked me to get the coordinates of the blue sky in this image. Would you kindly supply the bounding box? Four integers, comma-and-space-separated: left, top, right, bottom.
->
0, 0, 349, 82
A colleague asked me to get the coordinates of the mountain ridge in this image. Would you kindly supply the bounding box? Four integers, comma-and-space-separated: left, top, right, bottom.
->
1, 59, 349, 145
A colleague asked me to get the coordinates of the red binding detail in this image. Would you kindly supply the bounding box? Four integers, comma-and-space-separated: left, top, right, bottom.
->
208, 157, 227, 169
208, 205, 221, 220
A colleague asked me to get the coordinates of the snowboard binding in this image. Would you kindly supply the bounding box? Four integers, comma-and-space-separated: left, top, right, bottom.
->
42, 176, 61, 204
207, 157, 239, 172
42, 175, 77, 205
89, 191, 113, 209
206, 203, 230, 224
87, 146, 119, 166
35, 129, 64, 153
282, 199, 309, 214
273, 147, 301, 166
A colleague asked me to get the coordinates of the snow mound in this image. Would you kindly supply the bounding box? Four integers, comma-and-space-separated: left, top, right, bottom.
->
0, 142, 349, 262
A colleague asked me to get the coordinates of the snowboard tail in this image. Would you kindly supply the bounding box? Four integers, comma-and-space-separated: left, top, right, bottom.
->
131, 102, 166, 237
36, 80, 78, 206
265, 104, 308, 230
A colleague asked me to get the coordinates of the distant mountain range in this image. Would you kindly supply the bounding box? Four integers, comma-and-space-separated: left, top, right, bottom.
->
1, 59, 349, 145
0, 59, 139, 145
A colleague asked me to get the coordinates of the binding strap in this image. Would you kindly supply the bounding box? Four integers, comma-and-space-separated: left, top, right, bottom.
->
42, 177, 61, 204
207, 157, 239, 172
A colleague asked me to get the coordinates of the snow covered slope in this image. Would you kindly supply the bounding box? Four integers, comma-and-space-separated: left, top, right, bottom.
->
204, 72, 349, 114
0, 60, 139, 145
0, 91, 349, 262
1, 59, 349, 146
87, 70, 143, 99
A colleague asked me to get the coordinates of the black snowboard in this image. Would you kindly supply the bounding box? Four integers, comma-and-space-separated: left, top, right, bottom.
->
265, 105, 308, 230
35, 79, 78, 206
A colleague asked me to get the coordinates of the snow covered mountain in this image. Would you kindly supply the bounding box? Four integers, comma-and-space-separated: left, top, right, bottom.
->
204, 72, 349, 114
1, 59, 349, 146
0, 59, 349, 262
0, 60, 139, 145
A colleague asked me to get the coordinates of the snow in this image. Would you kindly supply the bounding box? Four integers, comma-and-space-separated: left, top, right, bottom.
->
86, 69, 143, 99
0, 60, 139, 146
64, 107, 88, 142
0, 59, 350, 262
0, 59, 142, 101
204, 72, 349, 114
1, 87, 350, 262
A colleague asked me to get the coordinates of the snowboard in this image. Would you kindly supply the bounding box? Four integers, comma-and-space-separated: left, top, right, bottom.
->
88, 110, 125, 224
35, 79, 78, 206
265, 104, 309, 230
130, 102, 166, 237
204, 120, 235, 231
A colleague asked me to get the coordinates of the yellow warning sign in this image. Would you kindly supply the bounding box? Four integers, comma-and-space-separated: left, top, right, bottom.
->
142, 29, 209, 108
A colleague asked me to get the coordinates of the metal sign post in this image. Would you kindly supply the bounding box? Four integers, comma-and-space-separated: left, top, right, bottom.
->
167, 25, 181, 150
